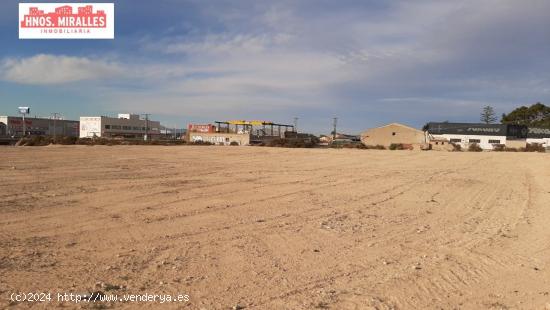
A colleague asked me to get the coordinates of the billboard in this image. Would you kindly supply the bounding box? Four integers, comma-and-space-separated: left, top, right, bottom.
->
188, 124, 215, 133
427, 122, 529, 138
18, 107, 30, 114
527, 127, 550, 139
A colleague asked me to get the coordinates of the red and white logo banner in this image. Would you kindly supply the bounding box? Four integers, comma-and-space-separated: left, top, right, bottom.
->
19, 3, 114, 39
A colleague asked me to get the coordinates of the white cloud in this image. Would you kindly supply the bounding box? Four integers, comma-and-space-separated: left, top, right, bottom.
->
1, 54, 124, 85
106, 0, 550, 128
156, 33, 292, 55
3, 0, 549, 132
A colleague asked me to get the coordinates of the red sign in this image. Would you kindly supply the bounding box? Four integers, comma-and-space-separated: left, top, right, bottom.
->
20, 5, 107, 28
188, 124, 215, 133
9, 120, 32, 126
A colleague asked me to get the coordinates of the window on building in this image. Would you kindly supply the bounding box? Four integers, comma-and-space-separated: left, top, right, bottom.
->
111, 125, 121, 130
488, 139, 501, 144
392, 132, 396, 136
469, 139, 481, 143
104, 125, 110, 129
122, 126, 131, 130
450, 138, 461, 143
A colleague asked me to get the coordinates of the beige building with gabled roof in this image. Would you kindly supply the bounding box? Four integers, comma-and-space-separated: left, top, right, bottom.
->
360, 123, 426, 148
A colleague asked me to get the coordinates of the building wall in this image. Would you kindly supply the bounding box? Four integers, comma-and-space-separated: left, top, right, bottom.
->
527, 138, 550, 147
427, 122, 513, 137
361, 123, 425, 147
189, 132, 250, 146
1, 116, 79, 137
506, 139, 527, 149
0, 116, 7, 136
429, 139, 454, 151
80, 115, 161, 138
431, 134, 507, 150
0, 122, 6, 136
102, 116, 160, 138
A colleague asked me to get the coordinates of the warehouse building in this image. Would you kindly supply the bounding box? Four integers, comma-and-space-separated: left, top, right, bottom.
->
361, 123, 426, 149
189, 131, 250, 145
187, 120, 295, 146
0, 115, 79, 137
187, 123, 250, 145
426, 122, 531, 150
79, 114, 160, 138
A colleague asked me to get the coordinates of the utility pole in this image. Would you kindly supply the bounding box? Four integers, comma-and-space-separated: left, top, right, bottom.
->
332, 117, 338, 140
18, 107, 30, 137
140, 113, 151, 141
142, 114, 150, 141
22, 114, 26, 137
51, 112, 61, 140
293, 117, 298, 133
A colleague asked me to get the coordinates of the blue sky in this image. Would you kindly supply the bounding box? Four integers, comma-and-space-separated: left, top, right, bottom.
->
1, 0, 549, 134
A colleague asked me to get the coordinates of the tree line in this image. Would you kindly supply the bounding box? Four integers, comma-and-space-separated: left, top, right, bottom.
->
480, 102, 550, 127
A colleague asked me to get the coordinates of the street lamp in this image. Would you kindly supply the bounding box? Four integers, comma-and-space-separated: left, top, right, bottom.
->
18, 107, 30, 137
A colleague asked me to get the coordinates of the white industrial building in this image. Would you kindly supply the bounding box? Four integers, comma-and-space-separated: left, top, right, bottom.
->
0, 115, 79, 137
426, 122, 534, 150
80, 114, 161, 139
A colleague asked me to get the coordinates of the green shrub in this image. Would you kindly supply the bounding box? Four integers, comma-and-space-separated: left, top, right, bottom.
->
190, 140, 213, 145
493, 144, 519, 152
451, 143, 462, 152
230, 141, 239, 146
17, 136, 50, 146
267, 138, 316, 148
523, 143, 545, 153
342, 143, 358, 149
389, 143, 405, 150
16, 136, 194, 146
76, 138, 93, 145
468, 143, 483, 152
358, 144, 386, 150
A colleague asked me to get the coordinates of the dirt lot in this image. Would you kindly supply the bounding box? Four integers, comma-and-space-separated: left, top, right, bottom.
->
1, 146, 550, 309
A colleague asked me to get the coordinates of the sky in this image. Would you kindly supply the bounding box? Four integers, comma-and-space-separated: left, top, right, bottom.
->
1, 0, 549, 134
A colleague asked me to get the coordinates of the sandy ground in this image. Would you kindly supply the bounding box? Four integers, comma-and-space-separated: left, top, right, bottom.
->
1, 146, 550, 309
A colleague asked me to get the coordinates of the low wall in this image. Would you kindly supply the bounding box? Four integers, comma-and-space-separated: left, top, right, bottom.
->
506, 139, 527, 149
188, 132, 250, 146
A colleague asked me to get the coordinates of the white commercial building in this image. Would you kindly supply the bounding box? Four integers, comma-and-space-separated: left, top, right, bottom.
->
426, 122, 529, 150
80, 114, 161, 139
